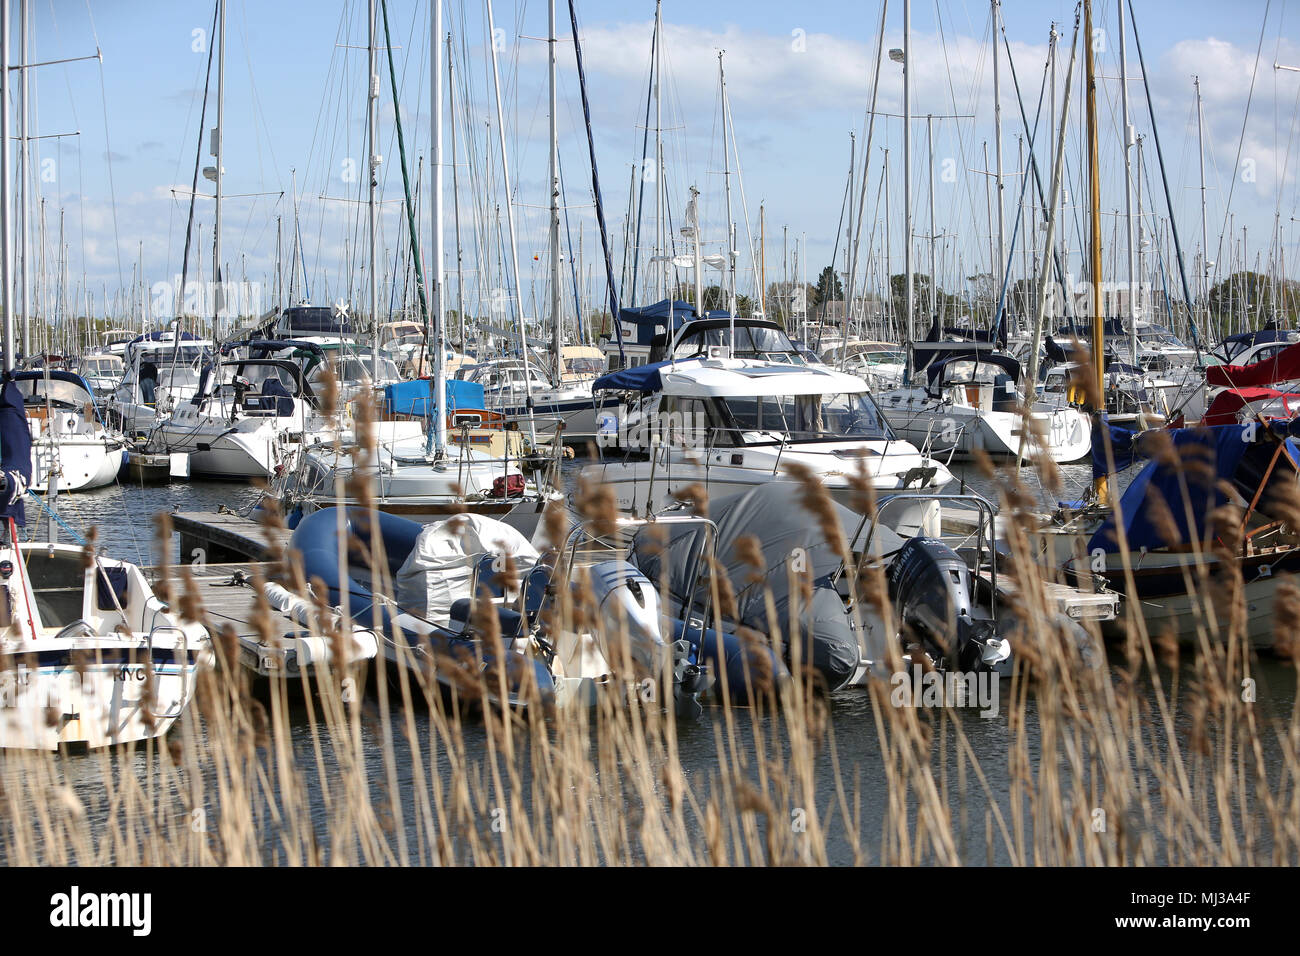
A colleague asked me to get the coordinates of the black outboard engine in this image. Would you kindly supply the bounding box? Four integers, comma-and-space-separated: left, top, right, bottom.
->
887, 537, 1009, 673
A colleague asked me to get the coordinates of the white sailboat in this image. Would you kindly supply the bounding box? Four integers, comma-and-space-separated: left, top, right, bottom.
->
14, 369, 127, 492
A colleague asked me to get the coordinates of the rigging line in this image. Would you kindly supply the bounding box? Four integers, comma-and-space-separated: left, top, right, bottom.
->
1126, 0, 1203, 357
847, 0, 888, 330
1210, 0, 1272, 292
178, 3, 219, 331
568, 0, 622, 351
81, 1, 124, 296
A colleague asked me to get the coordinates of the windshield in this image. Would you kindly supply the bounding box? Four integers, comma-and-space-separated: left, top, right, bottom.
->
717, 392, 892, 442
84, 358, 122, 375
311, 355, 399, 386
939, 360, 1012, 387
223, 363, 299, 392
16, 376, 93, 407
673, 325, 806, 363
564, 356, 605, 377
139, 345, 207, 366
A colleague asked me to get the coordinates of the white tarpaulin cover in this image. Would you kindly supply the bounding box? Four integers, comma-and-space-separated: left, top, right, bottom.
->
393, 514, 539, 623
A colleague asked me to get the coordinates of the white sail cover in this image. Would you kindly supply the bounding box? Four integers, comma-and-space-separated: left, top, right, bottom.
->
393, 514, 540, 623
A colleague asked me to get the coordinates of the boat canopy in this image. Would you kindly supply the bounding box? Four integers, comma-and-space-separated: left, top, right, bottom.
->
1088, 422, 1300, 553
0, 378, 31, 526
1206, 340, 1300, 389
617, 299, 700, 346
12, 369, 97, 405
920, 348, 1021, 385
1202, 387, 1300, 427
383, 379, 484, 418
1216, 326, 1295, 364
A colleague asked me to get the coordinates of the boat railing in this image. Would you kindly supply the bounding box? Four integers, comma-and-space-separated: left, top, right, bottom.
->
562, 513, 720, 639
853, 491, 1000, 612
145, 623, 190, 718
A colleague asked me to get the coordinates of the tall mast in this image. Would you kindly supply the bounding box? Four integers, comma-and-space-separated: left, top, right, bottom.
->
1118, 0, 1138, 365
991, 0, 1006, 298
653, 0, 664, 302
547, 0, 561, 384
19, 0, 28, 357
448, 31, 465, 356
1084, 0, 1105, 496
485, 0, 535, 442
367, 0, 380, 386
1194, 74, 1210, 328
718, 51, 736, 316
883, 147, 892, 338
213, 0, 225, 339
1, 1, 12, 371
927, 114, 936, 318
430, 0, 447, 454
903, 0, 913, 380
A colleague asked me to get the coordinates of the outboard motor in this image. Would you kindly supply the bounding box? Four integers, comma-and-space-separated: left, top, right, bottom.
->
887, 537, 1010, 673
586, 560, 670, 680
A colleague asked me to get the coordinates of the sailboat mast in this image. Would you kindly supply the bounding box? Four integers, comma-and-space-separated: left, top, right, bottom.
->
19, 0, 28, 358
485, 0, 536, 443
1, 2, 11, 372
367, 0, 381, 384
548, 0, 561, 384
719, 52, 736, 317
448, 31, 465, 356
430, 0, 447, 454
991, 0, 1006, 304
1118, 0, 1138, 365
1084, 0, 1105, 496
903, 0, 913, 380
654, 0, 664, 302
213, 0, 225, 340
1195, 74, 1210, 328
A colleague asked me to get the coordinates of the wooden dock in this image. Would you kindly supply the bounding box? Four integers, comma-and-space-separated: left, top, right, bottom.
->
143, 561, 270, 644
172, 510, 292, 564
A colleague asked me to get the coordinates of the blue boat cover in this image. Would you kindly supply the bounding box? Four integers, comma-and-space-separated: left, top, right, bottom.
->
618, 299, 699, 345
592, 357, 704, 393
1088, 423, 1299, 553
383, 378, 484, 417
0, 377, 31, 526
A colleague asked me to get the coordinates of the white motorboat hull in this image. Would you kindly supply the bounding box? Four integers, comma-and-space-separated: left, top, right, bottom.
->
30, 437, 127, 492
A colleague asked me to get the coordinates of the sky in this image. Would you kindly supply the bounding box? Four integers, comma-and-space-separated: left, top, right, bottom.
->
10, 0, 1300, 325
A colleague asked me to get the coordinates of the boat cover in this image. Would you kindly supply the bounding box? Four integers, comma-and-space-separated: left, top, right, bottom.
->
383, 378, 485, 418
592, 357, 704, 393
1206, 340, 1300, 388
0, 377, 31, 526
1088, 423, 1300, 553
631, 483, 905, 690
1202, 387, 1300, 427
393, 514, 538, 622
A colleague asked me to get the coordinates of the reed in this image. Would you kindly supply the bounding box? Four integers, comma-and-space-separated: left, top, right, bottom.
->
0, 463, 1296, 867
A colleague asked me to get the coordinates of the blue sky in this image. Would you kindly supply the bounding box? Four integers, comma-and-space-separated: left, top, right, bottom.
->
14, 0, 1300, 322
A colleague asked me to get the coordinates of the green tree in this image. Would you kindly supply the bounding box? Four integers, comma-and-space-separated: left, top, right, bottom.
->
813, 266, 843, 307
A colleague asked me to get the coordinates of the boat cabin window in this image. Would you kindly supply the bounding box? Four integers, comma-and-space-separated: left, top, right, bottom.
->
24, 551, 86, 628
564, 356, 606, 377
936, 360, 1014, 388
134, 344, 208, 368
672, 325, 806, 364
14, 377, 93, 408
715, 391, 892, 444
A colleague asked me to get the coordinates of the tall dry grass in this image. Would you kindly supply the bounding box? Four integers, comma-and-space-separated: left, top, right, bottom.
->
1, 389, 1297, 867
